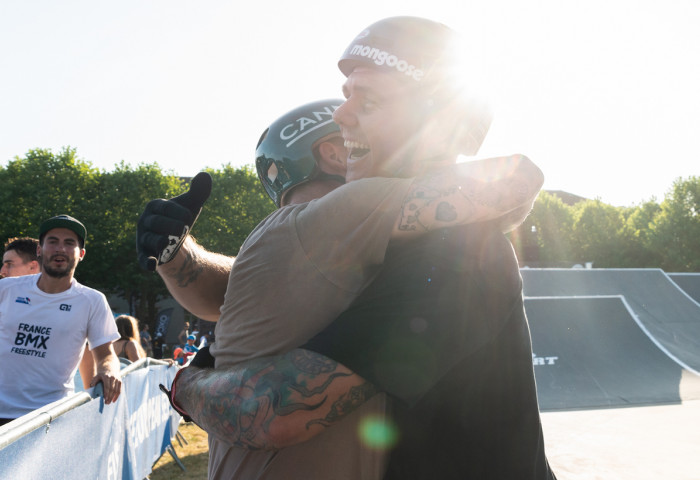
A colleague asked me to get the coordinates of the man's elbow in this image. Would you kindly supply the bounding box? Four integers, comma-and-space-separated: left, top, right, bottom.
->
529, 158, 545, 192
514, 154, 544, 192
498, 203, 536, 233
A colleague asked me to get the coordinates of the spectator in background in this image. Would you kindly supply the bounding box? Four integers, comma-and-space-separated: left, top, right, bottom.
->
173, 347, 194, 366
139, 323, 153, 357
1, 237, 40, 279
0, 215, 121, 426
177, 321, 190, 347
183, 334, 199, 355
152, 332, 164, 359
197, 331, 211, 350
114, 315, 147, 363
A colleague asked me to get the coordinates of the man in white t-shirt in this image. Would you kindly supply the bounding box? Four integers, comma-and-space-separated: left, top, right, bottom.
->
0, 215, 122, 426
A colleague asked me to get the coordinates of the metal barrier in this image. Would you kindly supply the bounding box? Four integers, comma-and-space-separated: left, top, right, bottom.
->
0, 391, 93, 450
0, 357, 180, 479
0, 357, 169, 448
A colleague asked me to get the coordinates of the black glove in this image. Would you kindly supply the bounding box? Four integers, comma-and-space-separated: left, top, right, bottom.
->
159, 346, 215, 423
137, 172, 213, 271
189, 345, 215, 369
160, 367, 194, 423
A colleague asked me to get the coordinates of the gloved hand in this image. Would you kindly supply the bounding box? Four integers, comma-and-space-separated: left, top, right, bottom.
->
159, 367, 193, 422
189, 345, 215, 369
137, 172, 213, 271
159, 346, 215, 423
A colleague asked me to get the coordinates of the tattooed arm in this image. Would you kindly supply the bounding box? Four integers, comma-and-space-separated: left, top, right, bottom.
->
394, 154, 544, 237
156, 236, 234, 322
173, 348, 377, 450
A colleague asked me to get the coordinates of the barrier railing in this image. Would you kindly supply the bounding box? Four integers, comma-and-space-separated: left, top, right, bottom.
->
0, 357, 180, 480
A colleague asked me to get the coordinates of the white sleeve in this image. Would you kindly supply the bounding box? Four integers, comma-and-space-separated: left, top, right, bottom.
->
86, 291, 120, 350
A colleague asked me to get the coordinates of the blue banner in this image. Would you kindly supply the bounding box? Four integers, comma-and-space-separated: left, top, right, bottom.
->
0, 362, 180, 480
123, 365, 179, 478
154, 308, 173, 340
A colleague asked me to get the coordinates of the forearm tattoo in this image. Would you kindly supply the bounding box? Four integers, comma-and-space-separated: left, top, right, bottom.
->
176, 349, 377, 450
398, 168, 533, 232
172, 249, 204, 288
307, 382, 379, 427
398, 182, 467, 232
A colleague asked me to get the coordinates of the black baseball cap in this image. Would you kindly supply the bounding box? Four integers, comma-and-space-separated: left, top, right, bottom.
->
39, 215, 87, 247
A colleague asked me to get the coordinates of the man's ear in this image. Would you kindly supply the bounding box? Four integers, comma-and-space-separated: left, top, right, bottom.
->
316, 140, 347, 177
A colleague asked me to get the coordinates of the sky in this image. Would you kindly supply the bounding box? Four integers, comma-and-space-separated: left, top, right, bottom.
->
1, 0, 698, 207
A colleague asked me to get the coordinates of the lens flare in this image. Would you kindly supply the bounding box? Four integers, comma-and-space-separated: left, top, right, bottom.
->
358, 415, 399, 450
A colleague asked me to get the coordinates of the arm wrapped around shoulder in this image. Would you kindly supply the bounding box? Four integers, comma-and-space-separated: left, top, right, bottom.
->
395, 154, 544, 237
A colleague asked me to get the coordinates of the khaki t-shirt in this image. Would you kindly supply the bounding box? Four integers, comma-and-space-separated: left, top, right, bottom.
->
208, 177, 413, 480
211, 176, 413, 368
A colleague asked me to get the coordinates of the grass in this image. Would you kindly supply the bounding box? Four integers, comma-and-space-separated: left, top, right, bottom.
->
149, 422, 209, 480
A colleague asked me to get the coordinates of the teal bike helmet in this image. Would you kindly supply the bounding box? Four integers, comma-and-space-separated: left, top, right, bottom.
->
256, 99, 345, 207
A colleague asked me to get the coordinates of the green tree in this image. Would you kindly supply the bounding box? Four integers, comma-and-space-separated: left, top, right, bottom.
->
192, 165, 275, 256
571, 199, 627, 267
86, 162, 186, 324
510, 191, 576, 266
619, 200, 662, 267
0, 147, 101, 246
649, 176, 700, 271
0, 149, 192, 325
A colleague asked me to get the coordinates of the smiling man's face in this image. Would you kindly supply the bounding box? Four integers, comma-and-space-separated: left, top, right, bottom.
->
39, 228, 84, 279
333, 67, 432, 182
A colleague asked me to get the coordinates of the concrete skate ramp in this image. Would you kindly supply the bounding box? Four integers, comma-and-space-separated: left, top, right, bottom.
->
669, 273, 700, 304
521, 268, 700, 373
526, 296, 700, 411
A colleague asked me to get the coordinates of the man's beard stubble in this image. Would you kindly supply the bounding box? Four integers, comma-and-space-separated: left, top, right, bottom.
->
40, 255, 76, 279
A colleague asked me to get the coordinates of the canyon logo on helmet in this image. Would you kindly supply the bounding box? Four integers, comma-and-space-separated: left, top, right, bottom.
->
256, 99, 345, 207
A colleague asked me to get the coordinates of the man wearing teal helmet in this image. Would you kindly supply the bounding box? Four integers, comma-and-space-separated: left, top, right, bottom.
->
255, 99, 347, 207
144, 87, 544, 478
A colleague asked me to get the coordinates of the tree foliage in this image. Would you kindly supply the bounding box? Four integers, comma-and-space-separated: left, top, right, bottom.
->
570, 199, 626, 267
649, 176, 700, 271
87, 162, 186, 323
527, 192, 575, 264
2, 147, 697, 328
0, 147, 101, 241
620, 200, 663, 267
0, 148, 273, 325
192, 165, 275, 256
510, 176, 699, 271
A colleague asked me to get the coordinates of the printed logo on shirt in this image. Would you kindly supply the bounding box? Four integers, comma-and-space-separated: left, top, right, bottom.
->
15, 296, 30, 305
60, 304, 72, 311
10, 323, 52, 358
